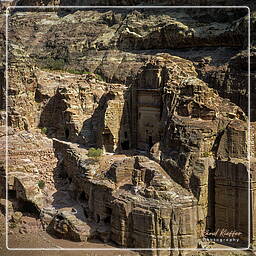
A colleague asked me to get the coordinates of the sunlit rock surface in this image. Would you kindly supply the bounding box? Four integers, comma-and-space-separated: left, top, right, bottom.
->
0, 4, 255, 254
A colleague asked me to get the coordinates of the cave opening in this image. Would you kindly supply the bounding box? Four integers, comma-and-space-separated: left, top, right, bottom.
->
8, 190, 16, 199
96, 214, 100, 223
104, 216, 111, 224
104, 207, 112, 224
121, 140, 130, 150
56, 214, 65, 221
83, 208, 89, 218
78, 191, 88, 204
65, 127, 70, 139
148, 136, 153, 148
102, 130, 114, 152
17, 199, 40, 218
59, 170, 68, 179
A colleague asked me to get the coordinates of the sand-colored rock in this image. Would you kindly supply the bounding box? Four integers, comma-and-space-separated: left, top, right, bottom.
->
0, 6, 254, 253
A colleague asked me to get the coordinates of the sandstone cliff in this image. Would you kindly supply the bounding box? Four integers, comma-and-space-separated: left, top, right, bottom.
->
0, 4, 254, 255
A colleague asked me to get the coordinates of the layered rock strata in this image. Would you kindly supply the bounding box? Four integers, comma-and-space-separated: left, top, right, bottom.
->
0, 6, 254, 253
52, 139, 199, 254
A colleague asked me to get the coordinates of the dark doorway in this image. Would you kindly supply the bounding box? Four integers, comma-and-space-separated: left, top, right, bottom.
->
96, 214, 100, 223
104, 207, 112, 224
104, 216, 111, 224
78, 191, 88, 204
59, 169, 68, 179
8, 190, 16, 199
102, 131, 114, 152
17, 199, 40, 218
121, 140, 130, 150
83, 208, 89, 218
65, 127, 70, 139
148, 136, 153, 148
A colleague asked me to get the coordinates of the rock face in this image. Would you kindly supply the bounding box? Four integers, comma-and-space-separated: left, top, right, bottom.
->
214, 160, 249, 241
53, 139, 199, 253
0, 127, 58, 207
0, 4, 254, 253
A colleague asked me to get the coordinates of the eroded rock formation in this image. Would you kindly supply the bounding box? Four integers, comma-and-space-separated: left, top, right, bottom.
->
0, 4, 255, 255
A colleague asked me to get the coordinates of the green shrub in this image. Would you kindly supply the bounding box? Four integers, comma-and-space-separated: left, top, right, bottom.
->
41, 61, 105, 81
40, 127, 48, 134
37, 180, 45, 189
202, 152, 211, 157
9, 222, 16, 229
87, 148, 103, 159
65, 69, 84, 75
66, 70, 104, 81
95, 74, 104, 81
44, 57, 65, 70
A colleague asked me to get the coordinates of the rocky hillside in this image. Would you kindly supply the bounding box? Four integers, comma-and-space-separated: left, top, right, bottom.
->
0, 3, 255, 256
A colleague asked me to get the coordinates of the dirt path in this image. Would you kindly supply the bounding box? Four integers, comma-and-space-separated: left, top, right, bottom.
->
0, 212, 138, 256
1, 211, 254, 256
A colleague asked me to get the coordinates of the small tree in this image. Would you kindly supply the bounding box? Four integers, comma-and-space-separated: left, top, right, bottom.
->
202, 152, 211, 157
38, 180, 45, 189
87, 148, 103, 160
40, 127, 48, 135
9, 222, 17, 229
44, 57, 65, 70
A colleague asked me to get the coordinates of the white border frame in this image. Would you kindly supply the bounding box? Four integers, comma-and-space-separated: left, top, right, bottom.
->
4, 5, 251, 252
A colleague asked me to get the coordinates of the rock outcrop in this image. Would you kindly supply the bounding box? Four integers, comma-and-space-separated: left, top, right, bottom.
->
0, 5, 254, 254
52, 139, 200, 254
